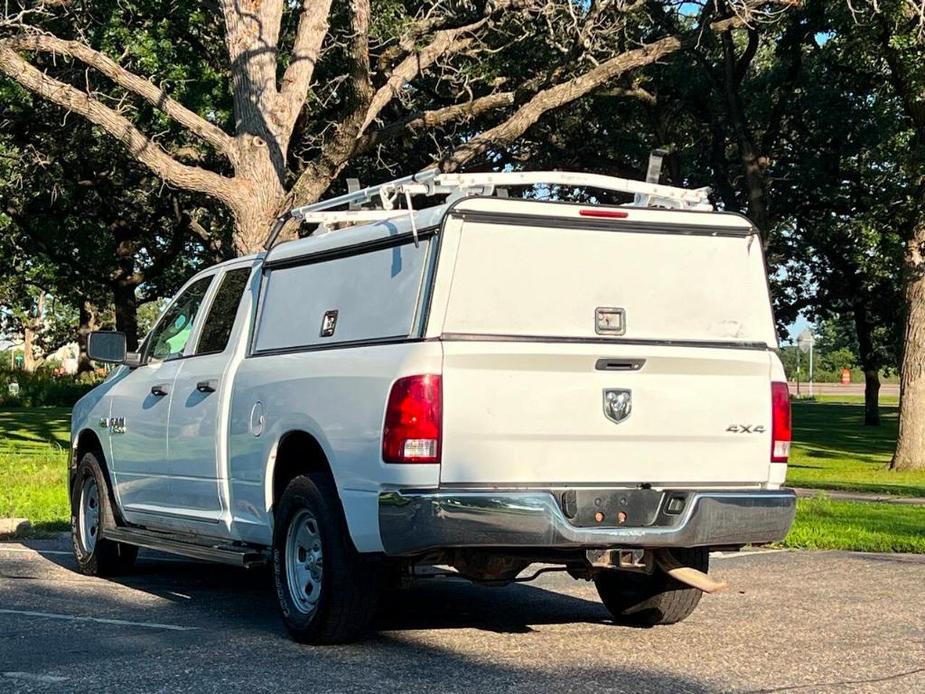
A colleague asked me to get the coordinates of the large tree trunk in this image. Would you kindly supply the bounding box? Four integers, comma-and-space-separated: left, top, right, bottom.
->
230, 184, 287, 255
863, 369, 881, 427
719, 30, 771, 241
852, 300, 881, 426
879, 7, 925, 471
112, 282, 139, 351
891, 223, 925, 471
110, 221, 141, 349
22, 324, 36, 373
77, 299, 99, 373
21, 293, 45, 373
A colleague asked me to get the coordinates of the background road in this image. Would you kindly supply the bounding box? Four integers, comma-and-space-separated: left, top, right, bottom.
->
1, 538, 923, 693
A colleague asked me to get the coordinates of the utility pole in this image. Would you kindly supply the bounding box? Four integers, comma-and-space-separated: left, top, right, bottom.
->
798, 328, 815, 400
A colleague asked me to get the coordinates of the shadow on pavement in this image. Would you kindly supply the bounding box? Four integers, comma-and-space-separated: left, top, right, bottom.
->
3, 545, 720, 692
377, 578, 610, 633
21, 543, 610, 634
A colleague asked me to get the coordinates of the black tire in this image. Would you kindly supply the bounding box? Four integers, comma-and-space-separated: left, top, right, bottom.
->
594, 548, 708, 626
272, 474, 381, 644
70, 452, 138, 576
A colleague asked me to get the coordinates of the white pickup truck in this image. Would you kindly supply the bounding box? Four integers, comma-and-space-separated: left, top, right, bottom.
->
71, 170, 795, 644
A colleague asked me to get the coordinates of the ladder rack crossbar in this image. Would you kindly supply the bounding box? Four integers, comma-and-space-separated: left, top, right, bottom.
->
297, 209, 410, 225
291, 169, 440, 219
289, 169, 711, 221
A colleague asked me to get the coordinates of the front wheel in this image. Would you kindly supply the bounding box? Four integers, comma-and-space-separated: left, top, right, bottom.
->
594, 548, 708, 626
70, 453, 137, 576
272, 474, 381, 644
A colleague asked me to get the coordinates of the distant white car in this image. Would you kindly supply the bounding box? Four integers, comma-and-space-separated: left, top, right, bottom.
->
70, 170, 795, 643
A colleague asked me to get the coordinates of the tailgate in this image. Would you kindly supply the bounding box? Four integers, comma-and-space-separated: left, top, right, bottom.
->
434, 200, 777, 486
440, 342, 774, 485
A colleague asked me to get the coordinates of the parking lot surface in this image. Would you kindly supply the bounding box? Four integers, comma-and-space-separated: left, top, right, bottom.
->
1, 537, 923, 693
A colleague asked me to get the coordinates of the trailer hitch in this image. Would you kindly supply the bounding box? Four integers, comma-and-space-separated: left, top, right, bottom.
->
586, 548, 728, 594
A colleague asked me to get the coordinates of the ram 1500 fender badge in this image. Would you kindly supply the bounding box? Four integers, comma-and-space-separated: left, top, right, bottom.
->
603, 389, 632, 424
103, 416, 126, 434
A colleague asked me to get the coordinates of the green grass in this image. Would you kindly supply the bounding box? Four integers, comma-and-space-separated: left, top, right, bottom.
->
807, 393, 900, 406
783, 399, 925, 552
783, 496, 925, 553
786, 401, 925, 497
0, 407, 71, 533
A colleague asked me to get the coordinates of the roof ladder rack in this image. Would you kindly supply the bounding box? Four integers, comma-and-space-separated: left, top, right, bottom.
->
266, 169, 712, 249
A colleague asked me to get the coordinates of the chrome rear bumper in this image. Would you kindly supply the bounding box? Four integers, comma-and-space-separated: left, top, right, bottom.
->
378, 488, 796, 556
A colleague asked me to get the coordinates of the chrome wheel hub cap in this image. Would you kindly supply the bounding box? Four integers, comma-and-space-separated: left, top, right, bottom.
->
79, 477, 100, 554
285, 510, 323, 615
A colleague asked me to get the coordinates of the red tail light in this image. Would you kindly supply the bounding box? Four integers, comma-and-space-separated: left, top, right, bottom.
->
771, 382, 791, 463
382, 375, 442, 464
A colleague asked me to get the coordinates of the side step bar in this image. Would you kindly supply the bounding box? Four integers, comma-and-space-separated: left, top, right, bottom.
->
103, 527, 268, 568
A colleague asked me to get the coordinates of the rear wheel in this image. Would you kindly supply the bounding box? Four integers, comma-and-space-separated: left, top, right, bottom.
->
70, 453, 137, 576
272, 474, 381, 644
594, 548, 708, 626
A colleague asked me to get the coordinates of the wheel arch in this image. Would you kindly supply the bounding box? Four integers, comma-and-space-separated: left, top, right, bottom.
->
72, 429, 106, 489
267, 429, 338, 517
72, 428, 125, 526
261, 427, 380, 554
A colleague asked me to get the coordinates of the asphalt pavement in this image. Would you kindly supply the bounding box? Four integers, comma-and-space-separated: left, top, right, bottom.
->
0, 536, 923, 693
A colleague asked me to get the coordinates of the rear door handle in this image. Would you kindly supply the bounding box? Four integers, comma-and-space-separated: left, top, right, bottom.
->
196, 379, 218, 394
150, 384, 170, 397
595, 358, 646, 371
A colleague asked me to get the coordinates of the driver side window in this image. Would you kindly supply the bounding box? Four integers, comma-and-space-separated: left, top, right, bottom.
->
144, 276, 213, 362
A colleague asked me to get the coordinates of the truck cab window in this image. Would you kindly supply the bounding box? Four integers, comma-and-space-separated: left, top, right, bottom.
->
196, 268, 251, 355
145, 276, 213, 362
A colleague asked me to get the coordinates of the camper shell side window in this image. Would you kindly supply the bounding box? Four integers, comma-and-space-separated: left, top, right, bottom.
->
252, 233, 437, 355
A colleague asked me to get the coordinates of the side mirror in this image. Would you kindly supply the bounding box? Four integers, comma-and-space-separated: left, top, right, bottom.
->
87, 331, 127, 364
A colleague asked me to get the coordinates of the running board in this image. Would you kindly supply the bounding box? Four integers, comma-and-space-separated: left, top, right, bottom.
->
102, 527, 268, 568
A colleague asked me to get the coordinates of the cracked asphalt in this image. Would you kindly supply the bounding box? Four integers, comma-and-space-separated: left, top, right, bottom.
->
0, 536, 923, 693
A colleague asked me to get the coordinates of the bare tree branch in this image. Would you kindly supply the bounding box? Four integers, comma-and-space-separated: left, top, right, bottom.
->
359, 23, 480, 136
359, 0, 536, 136
219, 0, 283, 139
286, 0, 375, 208
277, 0, 334, 139
356, 91, 515, 153
735, 28, 760, 83
441, 13, 759, 171
0, 43, 238, 205
3, 34, 237, 161
348, 0, 373, 111
598, 85, 658, 105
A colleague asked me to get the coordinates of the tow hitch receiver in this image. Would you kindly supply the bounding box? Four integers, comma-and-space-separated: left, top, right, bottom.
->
586, 549, 728, 594
586, 548, 654, 574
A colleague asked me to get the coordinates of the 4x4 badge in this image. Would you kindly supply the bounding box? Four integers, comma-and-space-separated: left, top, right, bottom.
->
603, 389, 632, 424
